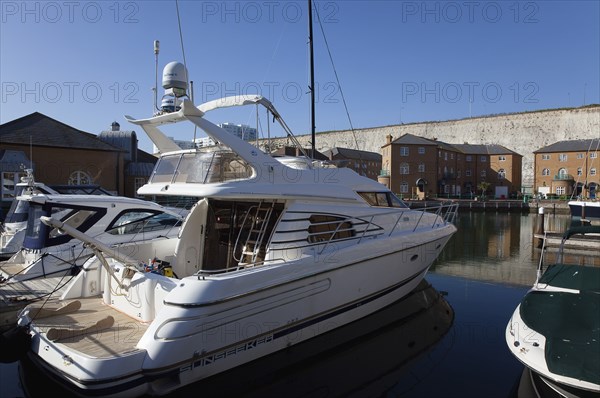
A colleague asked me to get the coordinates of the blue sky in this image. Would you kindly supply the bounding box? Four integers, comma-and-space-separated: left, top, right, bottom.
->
1, 1, 599, 153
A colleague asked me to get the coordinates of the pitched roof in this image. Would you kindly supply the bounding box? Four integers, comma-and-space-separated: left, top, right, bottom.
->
390, 133, 521, 156
534, 138, 600, 153
0, 112, 124, 152
453, 143, 521, 156
390, 133, 460, 151
390, 133, 438, 146
323, 147, 382, 161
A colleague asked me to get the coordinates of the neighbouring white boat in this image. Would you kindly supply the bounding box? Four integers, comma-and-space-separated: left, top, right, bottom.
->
13, 92, 458, 397
1, 173, 59, 259
568, 200, 600, 222
0, 169, 114, 259
506, 225, 600, 398
0, 194, 188, 284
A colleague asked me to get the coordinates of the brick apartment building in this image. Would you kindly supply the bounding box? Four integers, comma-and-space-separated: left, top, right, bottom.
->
533, 138, 599, 198
378, 133, 522, 199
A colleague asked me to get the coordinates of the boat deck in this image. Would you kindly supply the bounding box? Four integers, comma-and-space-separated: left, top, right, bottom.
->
0, 275, 72, 331
520, 289, 600, 386
31, 296, 148, 358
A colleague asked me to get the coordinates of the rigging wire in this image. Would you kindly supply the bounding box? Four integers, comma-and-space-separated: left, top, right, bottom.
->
175, 0, 190, 92
313, 1, 360, 153
175, 0, 197, 143
245, 23, 288, 148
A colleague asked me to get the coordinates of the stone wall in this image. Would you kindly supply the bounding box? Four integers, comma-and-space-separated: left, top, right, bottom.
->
265, 105, 600, 189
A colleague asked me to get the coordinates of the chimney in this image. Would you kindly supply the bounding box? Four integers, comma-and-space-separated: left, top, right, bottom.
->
386, 134, 393, 145
111, 121, 120, 132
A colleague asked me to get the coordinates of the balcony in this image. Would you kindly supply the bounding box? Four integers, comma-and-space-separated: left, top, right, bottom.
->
553, 174, 574, 181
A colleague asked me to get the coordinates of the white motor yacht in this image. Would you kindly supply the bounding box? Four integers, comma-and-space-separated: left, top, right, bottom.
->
14, 93, 458, 397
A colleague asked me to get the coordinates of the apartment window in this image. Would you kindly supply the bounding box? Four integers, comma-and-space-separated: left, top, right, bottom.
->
439, 151, 441, 158
498, 155, 506, 161
444, 185, 450, 194
481, 170, 486, 177
444, 152, 448, 161
418, 163, 425, 172
556, 186, 565, 195
542, 154, 550, 160
577, 167, 583, 176
498, 169, 506, 180
466, 155, 472, 162
450, 153, 454, 160
418, 147, 425, 154
400, 147, 409, 156
542, 168, 550, 176
480, 156, 487, 162
558, 168, 568, 177
577, 153, 584, 159
400, 163, 409, 174
559, 154, 567, 162
591, 168, 597, 176
466, 169, 472, 177
400, 181, 409, 193
591, 152, 598, 159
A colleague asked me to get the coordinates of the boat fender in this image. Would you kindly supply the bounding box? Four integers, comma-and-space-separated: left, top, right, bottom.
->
0, 325, 31, 363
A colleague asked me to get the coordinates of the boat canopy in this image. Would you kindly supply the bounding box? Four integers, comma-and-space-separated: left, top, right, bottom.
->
149, 150, 253, 185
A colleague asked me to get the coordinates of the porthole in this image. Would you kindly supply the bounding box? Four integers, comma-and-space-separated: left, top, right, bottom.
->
410, 254, 418, 261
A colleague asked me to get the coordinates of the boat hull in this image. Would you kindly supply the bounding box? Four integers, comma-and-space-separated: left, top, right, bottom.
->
568, 201, 600, 220
506, 302, 600, 396
25, 228, 455, 397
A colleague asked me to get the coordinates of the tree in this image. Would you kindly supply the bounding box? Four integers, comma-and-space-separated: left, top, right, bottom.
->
477, 182, 491, 199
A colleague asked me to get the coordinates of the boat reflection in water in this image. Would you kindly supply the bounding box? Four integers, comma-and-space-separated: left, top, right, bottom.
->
19, 279, 454, 398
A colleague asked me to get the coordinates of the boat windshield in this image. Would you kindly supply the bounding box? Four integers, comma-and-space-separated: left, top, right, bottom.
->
150, 151, 253, 184
357, 191, 408, 208
23, 203, 106, 249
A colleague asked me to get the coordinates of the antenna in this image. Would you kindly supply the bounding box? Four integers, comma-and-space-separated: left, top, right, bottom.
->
308, 0, 315, 159
154, 40, 160, 112
191, 80, 198, 144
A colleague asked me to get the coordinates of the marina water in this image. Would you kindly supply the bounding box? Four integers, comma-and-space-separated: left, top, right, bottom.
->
0, 211, 577, 397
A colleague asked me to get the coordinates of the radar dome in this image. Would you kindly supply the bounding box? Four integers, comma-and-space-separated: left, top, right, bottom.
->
162, 61, 188, 91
